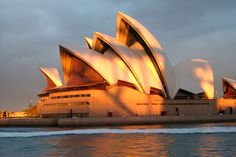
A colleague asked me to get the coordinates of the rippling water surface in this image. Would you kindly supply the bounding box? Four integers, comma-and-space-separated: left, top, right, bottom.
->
0, 123, 236, 157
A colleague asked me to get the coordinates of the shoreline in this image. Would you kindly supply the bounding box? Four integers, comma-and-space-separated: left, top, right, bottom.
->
1, 115, 236, 127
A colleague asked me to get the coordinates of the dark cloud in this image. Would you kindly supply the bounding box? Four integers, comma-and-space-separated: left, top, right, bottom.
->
0, 0, 236, 110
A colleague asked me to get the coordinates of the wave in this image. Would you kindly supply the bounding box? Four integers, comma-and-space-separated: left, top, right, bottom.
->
0, 127, 236, 138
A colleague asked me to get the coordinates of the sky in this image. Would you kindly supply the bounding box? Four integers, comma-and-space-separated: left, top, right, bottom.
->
0, 0, 236, 111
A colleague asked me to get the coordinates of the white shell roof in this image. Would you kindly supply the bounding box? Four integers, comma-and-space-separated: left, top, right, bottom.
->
39, 11, 218, 100
222, 77, 236, 90
174, 59, 214, 99
60, 45, 143, 91
116, 12, 178, 98
40, 67, 62, 87
93, 32, 164, 94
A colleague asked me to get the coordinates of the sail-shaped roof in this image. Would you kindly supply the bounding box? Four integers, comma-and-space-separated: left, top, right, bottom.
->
60, 45, 143, 91
223, 77, 236, 90
93, 32, 164, 95
116, 12, 178, 98
222, 77, 236, 97
60, 45, 106, 86
40, 67, 62, 90
174, 59, 214, 99
38, 11, 219, 100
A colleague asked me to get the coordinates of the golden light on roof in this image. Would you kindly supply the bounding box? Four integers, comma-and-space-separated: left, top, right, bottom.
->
39, 12, 217, 100
174, 59, 214, 99
116, 12, 178, 98
40, 67, 62, 90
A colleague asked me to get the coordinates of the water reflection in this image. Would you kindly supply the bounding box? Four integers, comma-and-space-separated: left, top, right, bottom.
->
38, 124, 236, 157
198, 135, 222, 157
1, 124, 236, 157
45, 133, 174, 157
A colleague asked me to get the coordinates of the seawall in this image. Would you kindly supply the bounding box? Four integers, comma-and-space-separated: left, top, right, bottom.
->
1, 115, 236, 127
0, 118, 57, 127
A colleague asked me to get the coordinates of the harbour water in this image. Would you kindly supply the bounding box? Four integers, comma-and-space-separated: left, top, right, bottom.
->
0, 123, 236, 157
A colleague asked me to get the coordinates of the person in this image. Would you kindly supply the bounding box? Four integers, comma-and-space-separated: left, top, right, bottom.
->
230, 107, 233, 114
176, 108, 179, 115
70, 109, 73, 118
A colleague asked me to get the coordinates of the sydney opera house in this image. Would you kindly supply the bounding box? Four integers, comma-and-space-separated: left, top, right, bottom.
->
37, 12, 236, 118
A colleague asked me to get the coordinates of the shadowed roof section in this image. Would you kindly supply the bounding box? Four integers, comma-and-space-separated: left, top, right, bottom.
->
222, 77, 236, 96
60, 44, 143, 91
40, 67, 62, 90
59, 45, 107, 86
116, 11, 178, 98
222, 77, 236, 90
174, 59, 214, 99
93, 32, 164, 95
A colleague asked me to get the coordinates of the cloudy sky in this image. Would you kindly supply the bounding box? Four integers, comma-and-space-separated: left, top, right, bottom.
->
0, 0, 236, 111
